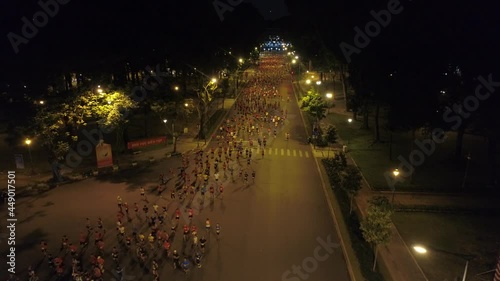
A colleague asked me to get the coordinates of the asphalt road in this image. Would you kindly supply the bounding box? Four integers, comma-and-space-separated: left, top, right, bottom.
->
0, 56, 350, 281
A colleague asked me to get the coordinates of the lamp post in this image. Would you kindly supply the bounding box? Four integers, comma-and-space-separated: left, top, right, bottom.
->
25, 138, 34, 174
412, 245, 472, 281
326, 93, 333, 114
347, 118, 352, 144
461, 153, 471, 189
391, 168, 400, 206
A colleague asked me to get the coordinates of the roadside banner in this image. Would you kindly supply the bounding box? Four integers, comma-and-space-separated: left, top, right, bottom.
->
96, 143, 113, 168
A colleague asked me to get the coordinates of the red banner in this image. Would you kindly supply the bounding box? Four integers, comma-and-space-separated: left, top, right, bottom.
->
127, 136, 167, 150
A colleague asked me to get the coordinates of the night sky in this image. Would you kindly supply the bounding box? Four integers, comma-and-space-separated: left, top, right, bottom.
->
1, 0, 499, 85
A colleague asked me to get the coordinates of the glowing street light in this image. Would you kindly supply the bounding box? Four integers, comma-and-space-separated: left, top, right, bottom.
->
306, 79, 311, 84
184, 103, 188, 107
39, 100, 45, 105
97, 88, 103, 94
391, 168, 400, 205
292, 59, 296, 64
25, 138, 34, 174
238, 58, 243, 63
174, 86, 179, 91
295, 56, 299, 59
393, 169, 400, 177
211, 78, 217, 84
412, 244, 470, 281
316, 81, 322, 85
326, 93, 333, 114
413, 246, 427, 254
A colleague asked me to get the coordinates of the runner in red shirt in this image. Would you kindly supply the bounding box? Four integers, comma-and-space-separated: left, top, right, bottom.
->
175, 208, 180, 220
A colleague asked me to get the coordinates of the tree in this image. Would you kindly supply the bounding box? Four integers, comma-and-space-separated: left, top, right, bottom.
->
300, 87, 327, 122
32, 88, 98, 161
32, 106, 73, 161
88, 90, 138, 152
342, 165, 362, 214
150, 94, 192, 153
360, 196, 393, 272
195, 78, 220, 140
324, 125, 338, 158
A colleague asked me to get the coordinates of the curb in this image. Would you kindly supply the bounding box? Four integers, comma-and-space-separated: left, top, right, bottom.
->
292, 77, 358, 281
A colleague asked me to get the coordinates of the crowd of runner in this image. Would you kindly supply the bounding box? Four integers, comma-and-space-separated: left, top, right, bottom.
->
16, 54, 291, 281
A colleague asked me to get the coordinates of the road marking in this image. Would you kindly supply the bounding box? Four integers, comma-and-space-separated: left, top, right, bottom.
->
269, 148, 272, 155
275, 148, 278, 155
281, 148, 284, 156
287, 149, 291, 156
299, 150, 303, 157
293, 149, 297, 157
305, 151, 310, 158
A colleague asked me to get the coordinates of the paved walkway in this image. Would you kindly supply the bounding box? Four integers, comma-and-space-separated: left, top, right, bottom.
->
298, 76, 429, 281
0, 99, 236, 192
300, 76, 500, 280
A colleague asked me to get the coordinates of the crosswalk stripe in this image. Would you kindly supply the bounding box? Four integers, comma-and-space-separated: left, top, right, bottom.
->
287, 149, 291, 156
281, 148, 284, 156
299, 150, 303, 157
293, 150, 297, 157
305, 151, 310, 158
269, 148, 272, 155
275, 148, 278, 155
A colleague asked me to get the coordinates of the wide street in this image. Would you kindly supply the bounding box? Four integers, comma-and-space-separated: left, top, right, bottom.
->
0, 54, 350, 281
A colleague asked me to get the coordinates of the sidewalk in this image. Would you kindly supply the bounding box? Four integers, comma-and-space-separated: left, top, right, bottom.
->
298, 76, 428, 280
0, 98, 236, 192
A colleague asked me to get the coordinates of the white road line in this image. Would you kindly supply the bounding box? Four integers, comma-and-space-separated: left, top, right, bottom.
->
275, 148, 278, 155
281, 148, 284, 156
293, 150, 297, 157
287, 149, 291, 156
305, 151, 310, 158
299, 150, 303, 157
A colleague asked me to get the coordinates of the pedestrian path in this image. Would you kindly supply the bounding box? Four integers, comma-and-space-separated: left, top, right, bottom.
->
263, 147, 310, 158
208, 146, 311, 158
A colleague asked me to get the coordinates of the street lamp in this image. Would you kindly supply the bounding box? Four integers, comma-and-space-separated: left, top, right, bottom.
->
292, 59, 296, 64
306, 79, 311, 85
238, 58, 243, 64
391, 168, 400, 205
174, 86, 179, 91
461, 153, 471, 189
295, 56, 299, 59
25, 138, 34, 174
316, 81, 322, 85
326, 93, 333, 114
347, 118, 353, 143
211, 78, 217, 84
412, 245, 471, 281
